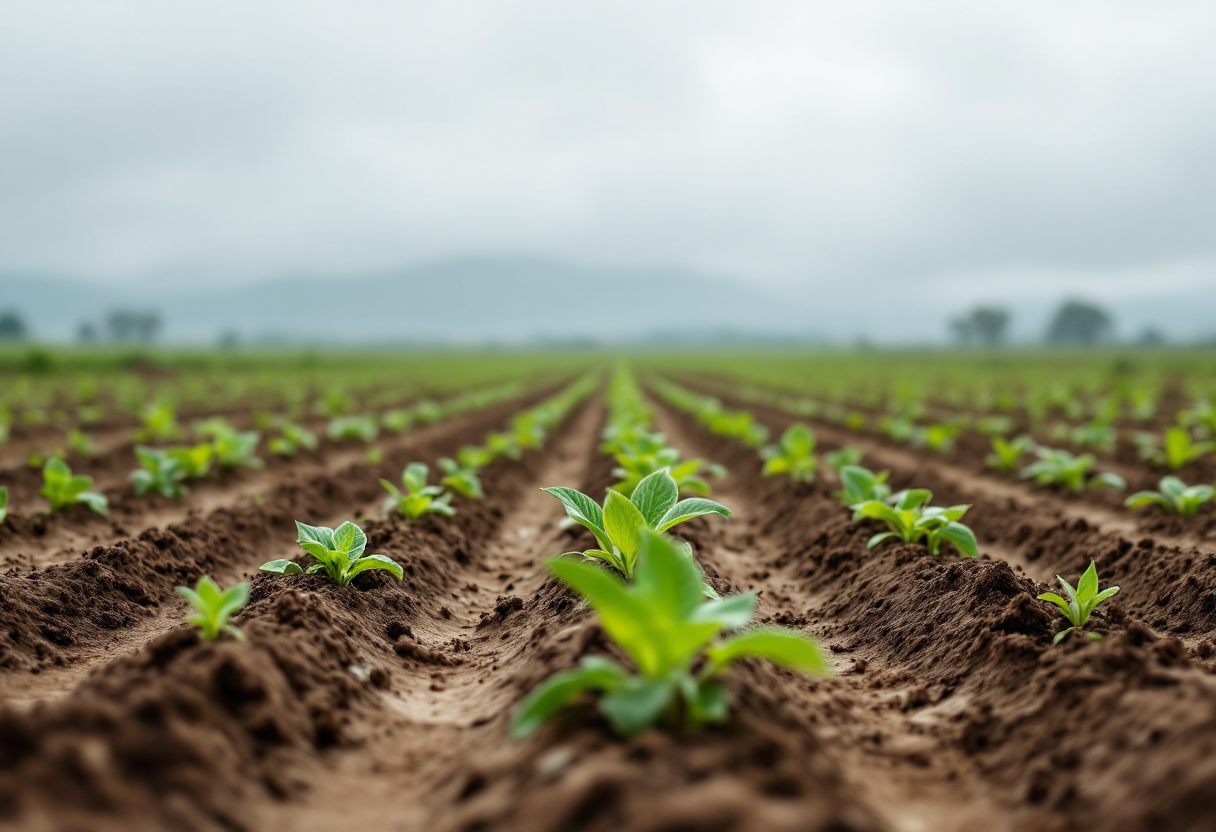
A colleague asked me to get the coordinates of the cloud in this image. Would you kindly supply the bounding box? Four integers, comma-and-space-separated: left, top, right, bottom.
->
0, 0, 1212, 328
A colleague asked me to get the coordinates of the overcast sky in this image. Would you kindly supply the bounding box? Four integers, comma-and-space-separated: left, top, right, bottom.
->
1, 2, 1213, 333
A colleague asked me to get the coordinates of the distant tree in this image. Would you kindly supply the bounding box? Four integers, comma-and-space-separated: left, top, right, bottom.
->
0, 309, 28, 341
106, 310, 161, 344
1046, 301, 1112, 346
949, 306, 1011, 347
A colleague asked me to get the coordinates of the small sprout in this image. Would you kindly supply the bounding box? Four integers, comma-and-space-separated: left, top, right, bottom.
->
1038, 561, 1119, 644
824, 446, 863, 471
438, 457, 485, 500
131, 446, 188, 498
485, 431, 521, 460
381, 462, 456, 520
834, 465, 891, 513
1020, 448, 1126, 494
169, 443, 215, 479
327, 415, 380, 443
1162, 426, 1215, 470
212, 427, 263, 470
413, 399, 444, 425
365, 445, 383, 465
268, 421, 318, 457
136, 402, 181, 442
261, 520, 404, 586
68, 429, 97, 458
1070, 420, 1116, 453
760, 423, 818, 483
853, 489, 977, 557
192, 416, 232, 440
543, 469, 730, 588
0, 485, 8, 525
915, 423, 960, 452
380, 409, 414, 433
41, 457, 108, 516
1126, 476, 1214, 516
986, 435, 1036, 473
975, 416, 1014, 436
177, 576, 249, 641
611, 430, 724, 497
511, 531, 828, 739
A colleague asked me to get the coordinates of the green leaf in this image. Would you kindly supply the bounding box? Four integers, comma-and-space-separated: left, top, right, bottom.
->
603, 490, 647, 565
600, 678, 675, 737
541, 487, 612, 551
690, 680, 729, 725
549, 558, 659, 675
404, 462, 428, 493
261, 559, 304, 574
630, 469, 679, 528
937, 522, 978, 558
295, 520, 336, 550
333, 521, 367, 557
1077, 561, 1099, 604
633, 530, 704, 621
1037, 591, 1071, 615
867, 531, 899, 549
690, 592, 757, 629
348, 553, 404, 581
510, 656, 628, 739
656, 498, 731, 532
707, 628, 830, 675
77, 491, 109, 517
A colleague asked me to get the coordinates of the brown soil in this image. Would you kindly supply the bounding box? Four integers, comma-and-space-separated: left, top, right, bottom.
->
2, 387, 1215, 832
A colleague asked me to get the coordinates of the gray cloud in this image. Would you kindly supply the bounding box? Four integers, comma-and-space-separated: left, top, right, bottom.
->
0, 1, 1213, 338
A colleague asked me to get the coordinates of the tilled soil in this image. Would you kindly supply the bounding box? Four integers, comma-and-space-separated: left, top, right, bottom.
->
2, 388, 1216, 831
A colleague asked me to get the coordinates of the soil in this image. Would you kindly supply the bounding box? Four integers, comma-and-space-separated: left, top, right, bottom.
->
2, 384, 1216, 831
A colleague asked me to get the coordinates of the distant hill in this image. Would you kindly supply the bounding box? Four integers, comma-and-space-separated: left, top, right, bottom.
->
0, 256, 816, 345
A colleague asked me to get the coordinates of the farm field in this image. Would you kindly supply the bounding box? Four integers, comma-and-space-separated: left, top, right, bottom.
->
2, 348, 1216, 832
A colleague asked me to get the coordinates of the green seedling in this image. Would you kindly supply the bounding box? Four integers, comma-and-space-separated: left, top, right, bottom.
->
1020, 448, 1126, 494
612, 431, 724, 498
486, 431, 521, 460
457, 445, 494, 469
380, 409, 414, 433
1126, 476, 1215, 516
1132, 431, 1162, 463
1162, 427, 1215, 470
316, 388, 354, 417
834, 465, 891, 512
707, 410, 770, 448
915, 423, 960, 452
413, 400, 444, 424
511, 413, 547, 451
0, 486, 8, 525
543, 469, 730, 582
1070, 421, 1116, 453
26, 448, 65, 468
881, 415, 916, 442
192, 416, 232, 440
438, 457, 485, 500
268, 421, 318, 457
975, 416, 1014, 436
986, 435, 1036, 473
177, 576, 249, 641
1038, 561, 1119, 644
853, 489, 977, 557
824, 446, 863, 471
261, 520, 404, 586
327, 415, 380, 442
68, 429, 97, 458
511, 530, 828, 739
136, 402, 181, 442
131, 447, 188, 498
760, 423, 818, 483
212, 428, 263, 470
169, 443, 215, 479
41, 457, 108, 516
381, 462, 456, 519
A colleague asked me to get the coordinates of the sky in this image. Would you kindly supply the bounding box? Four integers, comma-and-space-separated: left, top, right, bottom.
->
1, 1, 1214, 340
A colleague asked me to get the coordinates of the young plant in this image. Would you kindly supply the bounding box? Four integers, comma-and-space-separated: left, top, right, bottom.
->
131, 447, 188, 498
915, 423, 960, 452
511, 530, 828, 739
1162, 426, 1215, 470
834, 465, 891, 512
760, 423, 818, 483
169, 443, 215, 479
824, 446, 863, 471
41, 457, 108, 516
986, 434, 1036, 473
543, 469, 730, 581
1125, 476, 1215, 516
380, 409, 414, 433
853, 489, 977, 557
268, 421, 318, 457
1020, 448, 1126, 494
438, 456, 485, 500
1038, 561, 1119, 643
381, 462, 456, 520
612, 431, 724, 498
68, 429, 97, 458
0, 486, 8, 525
327, 415, 380, 442
485, 431, 521, 460
261, 520, 404, 586
212, 428, 263, 470
177, 576, 250, 641
136, 402, 181, 442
